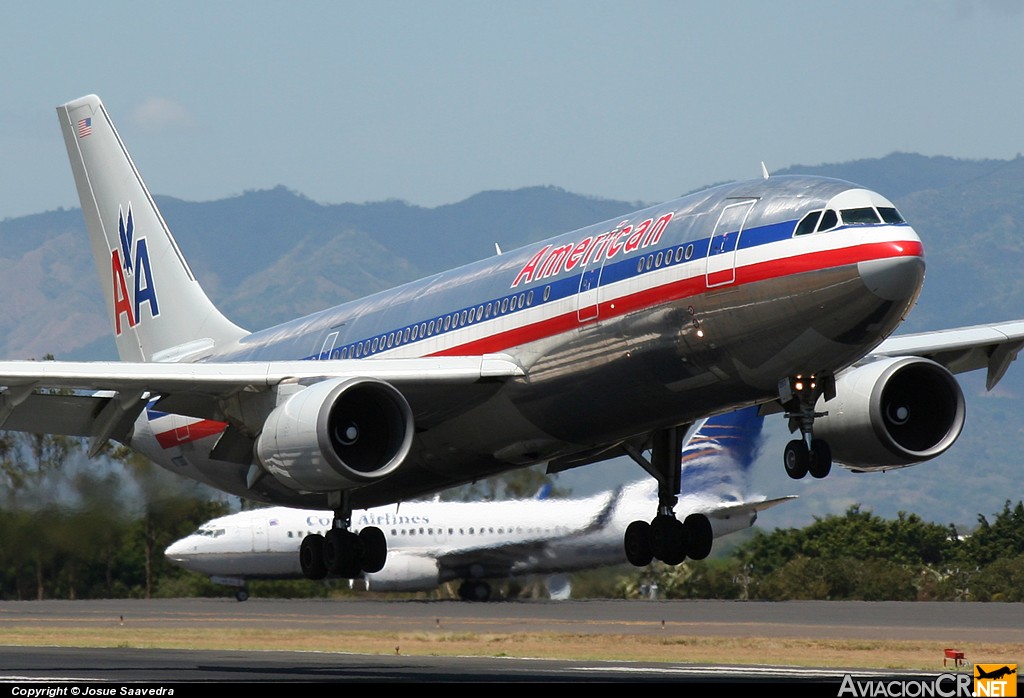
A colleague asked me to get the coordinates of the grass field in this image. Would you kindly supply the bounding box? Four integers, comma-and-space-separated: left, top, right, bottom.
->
0, 625, 1015, 672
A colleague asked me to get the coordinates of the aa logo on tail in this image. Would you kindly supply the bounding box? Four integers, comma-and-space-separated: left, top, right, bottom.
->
110, 204, 159, 334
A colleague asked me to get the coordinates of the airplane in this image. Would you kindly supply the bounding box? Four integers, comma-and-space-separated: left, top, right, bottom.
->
0, 92, 1021, 585
165, 407, 794, 601
975, 666, 1017, 681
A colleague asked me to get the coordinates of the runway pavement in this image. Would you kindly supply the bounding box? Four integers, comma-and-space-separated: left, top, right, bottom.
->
0, 598, 1019, 684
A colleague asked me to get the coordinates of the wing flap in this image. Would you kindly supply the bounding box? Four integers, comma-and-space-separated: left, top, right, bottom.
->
0, 393, 117, 436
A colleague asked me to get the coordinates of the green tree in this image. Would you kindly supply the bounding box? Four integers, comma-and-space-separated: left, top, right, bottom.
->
441, 464, 570, 501
107, 445, 228, 598
959, 500, 1024, 568
967, 553, 1024, 601
677, 505, 961, 601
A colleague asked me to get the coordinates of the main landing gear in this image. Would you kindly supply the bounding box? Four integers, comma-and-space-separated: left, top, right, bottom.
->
622, 426, 714, 567
299, 493, 388, 580
781, 374, 833, 480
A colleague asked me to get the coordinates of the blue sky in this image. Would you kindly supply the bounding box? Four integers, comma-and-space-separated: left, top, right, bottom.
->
2, 1, 1023, 220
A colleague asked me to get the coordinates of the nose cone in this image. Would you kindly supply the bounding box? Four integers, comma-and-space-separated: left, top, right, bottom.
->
857, 216, 926, 302
858, 253, 926, 302
164, 537, 196, 567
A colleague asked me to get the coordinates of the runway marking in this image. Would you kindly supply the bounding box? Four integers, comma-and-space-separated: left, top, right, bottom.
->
576, 665, 939, 679
0, 675, 106, 682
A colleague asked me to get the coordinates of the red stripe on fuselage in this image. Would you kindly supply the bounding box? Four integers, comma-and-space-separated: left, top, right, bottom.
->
431, 239, 922, 357
154, 419, 227, 449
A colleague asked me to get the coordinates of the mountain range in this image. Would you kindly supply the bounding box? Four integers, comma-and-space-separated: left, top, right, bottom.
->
2, 152, 1022, 532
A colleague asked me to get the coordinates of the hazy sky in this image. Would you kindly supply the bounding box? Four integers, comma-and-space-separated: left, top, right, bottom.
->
3, 1, 1023, 220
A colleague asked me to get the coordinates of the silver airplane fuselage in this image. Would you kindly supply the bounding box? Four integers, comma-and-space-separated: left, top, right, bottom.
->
132, 175, 923, 509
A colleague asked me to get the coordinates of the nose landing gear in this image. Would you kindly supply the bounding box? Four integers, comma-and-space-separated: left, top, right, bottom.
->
781, 374, 833, 480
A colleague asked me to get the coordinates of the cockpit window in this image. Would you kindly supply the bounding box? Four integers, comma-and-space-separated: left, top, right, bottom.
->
877, 207, 905, 224
794, 210, 822, 236
817, 209, 838, 232
841, 207, 881, 225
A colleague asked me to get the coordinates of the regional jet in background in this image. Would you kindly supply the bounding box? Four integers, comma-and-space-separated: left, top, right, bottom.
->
166, 408, 794, 601
0, 94, 1021, 585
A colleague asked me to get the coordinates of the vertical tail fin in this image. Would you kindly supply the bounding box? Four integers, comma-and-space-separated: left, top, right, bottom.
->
678, 406, 765, 503
57, 95, 248, 363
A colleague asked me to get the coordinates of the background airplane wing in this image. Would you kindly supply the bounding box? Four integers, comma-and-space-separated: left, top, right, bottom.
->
705, 495, 799, 519
431, 488, 620, 581
871, 320, 1024, 389
0, 354, 524, 447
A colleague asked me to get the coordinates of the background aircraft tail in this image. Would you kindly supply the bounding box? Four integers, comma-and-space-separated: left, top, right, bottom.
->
56, 95, 248, 363
678, 406, 765, 505
615, 406, 780, 527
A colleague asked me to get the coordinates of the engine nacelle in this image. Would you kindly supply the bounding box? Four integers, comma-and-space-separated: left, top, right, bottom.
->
256, 377, 414, 492
814, 357, 966, 471
361, 551, 440, 592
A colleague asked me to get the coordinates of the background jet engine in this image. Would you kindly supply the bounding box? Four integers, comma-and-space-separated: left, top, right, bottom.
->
360, 552, 441, 592
256, 377, 414, 491
814, 357, 966, 471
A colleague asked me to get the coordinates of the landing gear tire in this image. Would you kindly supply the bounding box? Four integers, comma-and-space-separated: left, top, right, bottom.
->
324, 529, 362, 578
650, 515, 686, 565
624, 520, 654, 567
784, 439, 810, 479
684, 513, 713, 561
235, 589, 249, 602
300, 533, 327, 580
359, 527, 387, 573
808, 438, 832, 479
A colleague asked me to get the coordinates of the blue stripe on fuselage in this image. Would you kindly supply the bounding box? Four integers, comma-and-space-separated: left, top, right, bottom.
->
293, 216, 801, 361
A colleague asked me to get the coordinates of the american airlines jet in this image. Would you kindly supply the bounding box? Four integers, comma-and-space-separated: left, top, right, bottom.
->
0, 94, 1020, 584
166, 408, 793, 601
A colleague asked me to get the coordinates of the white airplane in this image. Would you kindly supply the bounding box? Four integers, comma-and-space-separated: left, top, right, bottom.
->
0, 93, 1021, 584
166, 407, 794, 601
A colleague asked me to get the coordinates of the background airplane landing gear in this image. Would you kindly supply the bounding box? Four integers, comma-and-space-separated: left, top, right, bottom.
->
458, 580, 492, 601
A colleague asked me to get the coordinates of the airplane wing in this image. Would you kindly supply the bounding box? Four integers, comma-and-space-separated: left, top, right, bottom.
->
870, 320, 1024, 390
430, 488, 622, 581
0, 354, 524, 445
704, 495, 799, 519
430, 490, 797, 581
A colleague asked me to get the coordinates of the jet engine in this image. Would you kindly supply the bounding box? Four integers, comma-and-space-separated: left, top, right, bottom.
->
360, 552, 440, 592
255, 377, 414, 492
814, 356, 966, 471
